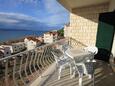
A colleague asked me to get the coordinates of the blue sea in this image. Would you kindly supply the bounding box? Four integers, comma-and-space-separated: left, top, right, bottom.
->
0, 30, 46, 42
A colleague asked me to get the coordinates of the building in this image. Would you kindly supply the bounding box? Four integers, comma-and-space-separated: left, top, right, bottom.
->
36, 36, 44, 43
12, 42, 26, 53
0, 51, 4, 58
0, 46, 11, 57
59, 0, 115, 58
1, 42, 26, 54
44, 31, 58, 44
24, 37, 41, 50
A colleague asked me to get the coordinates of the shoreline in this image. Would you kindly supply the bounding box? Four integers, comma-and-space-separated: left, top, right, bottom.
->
0, 30, 46, 43
0, 35, 43, 45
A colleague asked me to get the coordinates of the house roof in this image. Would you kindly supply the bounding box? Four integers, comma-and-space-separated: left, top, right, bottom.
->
26, 36, 41, 43
44, 31, 58, 36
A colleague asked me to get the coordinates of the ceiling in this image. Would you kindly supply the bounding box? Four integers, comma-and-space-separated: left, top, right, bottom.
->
58, 0, 110, 11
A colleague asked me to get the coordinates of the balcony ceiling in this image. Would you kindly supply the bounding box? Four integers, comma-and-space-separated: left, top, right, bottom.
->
58, 0, 110, 11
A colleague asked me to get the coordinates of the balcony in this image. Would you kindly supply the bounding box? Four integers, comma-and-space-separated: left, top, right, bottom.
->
41, 60, 115, 86
0, 38, 115, 86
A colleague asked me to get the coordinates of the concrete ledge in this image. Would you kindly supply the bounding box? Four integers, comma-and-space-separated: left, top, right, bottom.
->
30, 63, 56, 86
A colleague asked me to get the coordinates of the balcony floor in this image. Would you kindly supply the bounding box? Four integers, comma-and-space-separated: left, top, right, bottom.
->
41, 60, 115, 86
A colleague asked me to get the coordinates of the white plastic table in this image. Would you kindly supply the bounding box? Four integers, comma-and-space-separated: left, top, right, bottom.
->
65, 48, 92, 86
65, 48, 91, 62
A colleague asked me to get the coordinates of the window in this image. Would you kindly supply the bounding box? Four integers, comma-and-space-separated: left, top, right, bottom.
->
6, 52, 9, 54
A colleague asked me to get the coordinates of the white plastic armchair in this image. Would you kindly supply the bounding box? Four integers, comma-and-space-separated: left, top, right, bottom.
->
83, 46, 98, 86
51, 51, 73, 80
84, 46, 98, 54
58, 43, 72, 54
71, 46, 98, 86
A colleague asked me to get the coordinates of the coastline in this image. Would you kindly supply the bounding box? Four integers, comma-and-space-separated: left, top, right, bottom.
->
0, 35, 42, 45
0, 30, 46, 43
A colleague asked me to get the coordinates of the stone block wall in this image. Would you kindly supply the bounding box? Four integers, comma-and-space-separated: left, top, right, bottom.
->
64, 3, 109, 46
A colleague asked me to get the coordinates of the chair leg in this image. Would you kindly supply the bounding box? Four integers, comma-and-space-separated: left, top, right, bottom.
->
88, 74, 92, 79
70, 64, 72, 76
82, 63, 87, 75
79, 73, 83, 86
71, 66, 76, 78
70, 65, 75, 78
58, 67, 62, 80
92, 74, 95, 86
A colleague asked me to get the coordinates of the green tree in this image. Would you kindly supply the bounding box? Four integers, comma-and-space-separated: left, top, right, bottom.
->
57, 28, 64, 37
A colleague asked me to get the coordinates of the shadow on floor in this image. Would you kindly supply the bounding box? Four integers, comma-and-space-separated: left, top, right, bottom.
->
42, 60, 115, 86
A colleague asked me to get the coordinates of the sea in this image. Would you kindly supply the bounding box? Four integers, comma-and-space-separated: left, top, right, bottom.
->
0, 30, 46, 42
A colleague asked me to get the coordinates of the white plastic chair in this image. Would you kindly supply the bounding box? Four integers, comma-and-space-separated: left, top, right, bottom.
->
51, 51, 73, 80
74, 60, 96, 86
84, 46, 98, 55
71, 46, 98, 86
58, 43, 72, 54
83, 46, 98, 86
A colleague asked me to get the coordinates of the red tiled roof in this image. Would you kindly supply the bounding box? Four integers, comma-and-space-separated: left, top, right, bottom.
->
26, 36, 41, 43
45, 31, 58, 36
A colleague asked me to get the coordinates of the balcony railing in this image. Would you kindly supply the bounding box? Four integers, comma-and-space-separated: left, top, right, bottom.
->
0, 38, 87, 86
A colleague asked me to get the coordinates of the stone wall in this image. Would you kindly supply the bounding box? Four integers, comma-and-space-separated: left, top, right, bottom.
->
64, 3, 109, 46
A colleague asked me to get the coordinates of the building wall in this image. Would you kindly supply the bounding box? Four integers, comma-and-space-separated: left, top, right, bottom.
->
3, 47, 11, 56
64, 3, 109, 46
44, 34, 54, 44
26, 40, 37, 50
12, 42, 25, 53
0, 46, 11, 56
0, 45, 13, 53
109, 0, 115, 57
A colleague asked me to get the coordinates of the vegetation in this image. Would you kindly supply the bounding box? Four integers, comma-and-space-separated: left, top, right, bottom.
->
57, 28, 64, 37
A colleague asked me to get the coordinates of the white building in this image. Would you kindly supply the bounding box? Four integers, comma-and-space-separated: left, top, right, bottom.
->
1, 42, 26, 54
24, 37, 41, 50
12, 42, 26, 53
44, 31, 58, 44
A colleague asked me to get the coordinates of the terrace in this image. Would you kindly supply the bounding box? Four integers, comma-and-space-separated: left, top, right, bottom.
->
0, 38, 115, 86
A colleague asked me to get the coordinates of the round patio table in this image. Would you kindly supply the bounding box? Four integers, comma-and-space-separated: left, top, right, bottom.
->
65, 48, 92, 63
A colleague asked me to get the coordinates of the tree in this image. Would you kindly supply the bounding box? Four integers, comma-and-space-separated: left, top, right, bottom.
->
57, 28, 64, 37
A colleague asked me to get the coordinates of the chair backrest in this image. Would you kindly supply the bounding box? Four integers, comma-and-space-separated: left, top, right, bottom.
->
94, 48, 112, 63
84, 46, 98, 55
51, 51, 60, 64
62, 44, 72, 53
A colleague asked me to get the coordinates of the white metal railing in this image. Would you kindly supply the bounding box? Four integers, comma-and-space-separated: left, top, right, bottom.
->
68, 37, 87, 49
0, 38, 86, 86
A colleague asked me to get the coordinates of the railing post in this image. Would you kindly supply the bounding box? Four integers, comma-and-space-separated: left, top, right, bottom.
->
33, 50, 38, 72
24, 52, 30, 83
29, 51, 35, 77
4, 59, 9, 86
13, 57, 18, 86
19, 54, 26, 85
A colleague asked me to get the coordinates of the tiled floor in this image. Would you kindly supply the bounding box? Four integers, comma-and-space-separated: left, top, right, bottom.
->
41, 60, 115, 86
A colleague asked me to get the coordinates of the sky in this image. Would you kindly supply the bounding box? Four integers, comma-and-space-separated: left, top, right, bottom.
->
0, 0, 69, 31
